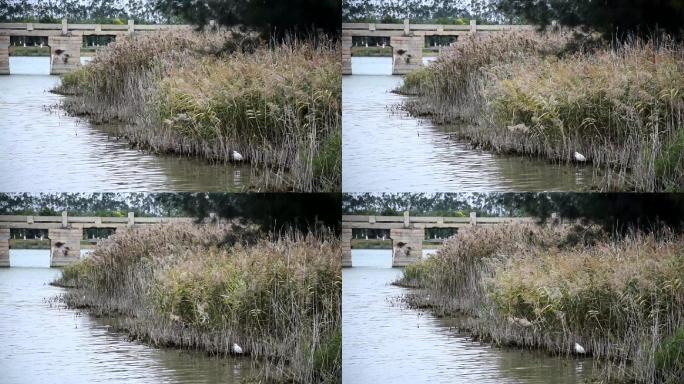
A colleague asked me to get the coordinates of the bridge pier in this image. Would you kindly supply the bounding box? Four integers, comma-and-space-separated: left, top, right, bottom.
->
48, 228, 82, 267
0, 36, 9, 75
390, 228, 424, 267
390, 36, 424, 75
342, 35, 352, 75
48, 35, 82, 75
342, 228, 352, 267
0, 229, 9, 267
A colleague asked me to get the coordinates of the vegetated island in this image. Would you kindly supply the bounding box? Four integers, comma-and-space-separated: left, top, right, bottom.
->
396, 32, 684, 192
53, 31, 341, 192
53, 223, 341, 383
395, 223, 684, 383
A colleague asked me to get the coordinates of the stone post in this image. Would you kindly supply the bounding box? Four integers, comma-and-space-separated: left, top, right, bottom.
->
48, 35, 82, 75
390, 228, 424, 267
128, 19, 135, 34
0, 36, 9, 75
342, 33, 352, 75
470, 19, 477, 34
403, 19, 410, 35
127, 212, 135, 226
61, 18, 68, 35
0, 228, 10, 267
48, 228, 82, 267
390, 35, 424, 75
470, 212, 477, 226
342, 228, 352, 267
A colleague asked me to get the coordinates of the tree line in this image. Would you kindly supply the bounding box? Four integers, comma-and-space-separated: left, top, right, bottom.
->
344, 193, 684, 234
0, 0, 340, 36
343, 0, 684, 38
0, 193, 341, 233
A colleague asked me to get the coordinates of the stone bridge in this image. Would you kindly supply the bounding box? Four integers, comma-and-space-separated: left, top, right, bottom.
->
0, 19, 193, 74
342, 212, 542, 267
342, 19, 534, 75
0, 212, 212, 267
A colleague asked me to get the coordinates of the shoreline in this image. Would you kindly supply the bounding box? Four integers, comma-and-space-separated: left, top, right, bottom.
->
52, 224, 341, 383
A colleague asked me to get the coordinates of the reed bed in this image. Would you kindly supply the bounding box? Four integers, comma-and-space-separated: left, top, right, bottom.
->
54, 32, 341, 192
398, 33, 684, 191
395, 224, 684, 383
54, 223, 341, 383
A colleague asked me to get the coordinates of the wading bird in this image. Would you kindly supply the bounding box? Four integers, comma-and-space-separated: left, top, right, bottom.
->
232, 343, 243, 354
574, 342, 586, 354
574, 152, 587, 162
231, 151, 243, 161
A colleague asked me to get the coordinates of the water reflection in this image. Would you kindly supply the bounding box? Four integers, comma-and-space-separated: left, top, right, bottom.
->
343, 249, 593, 384
342, 57, 596, 192
0, 57, 251, 192
0, 249, 251, 384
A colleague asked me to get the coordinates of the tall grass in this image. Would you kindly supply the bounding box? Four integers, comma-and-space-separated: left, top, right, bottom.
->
54, 32, 341, 192
398, 33, 684, 191
395, 224, 684, 383
54, 223, 341, 383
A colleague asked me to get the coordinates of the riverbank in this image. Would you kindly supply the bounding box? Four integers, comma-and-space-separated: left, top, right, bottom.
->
397, 33, 684, 191
394, 224, 684, 383
53, 32, 341, 192
53, 223, 341, 383
9, 46, 97, 56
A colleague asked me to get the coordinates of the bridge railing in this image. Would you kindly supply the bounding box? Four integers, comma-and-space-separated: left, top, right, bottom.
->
342, 212, 541, 229
0, 19, 193, 36
0, 212, 199, 228
342, 19, 535, 35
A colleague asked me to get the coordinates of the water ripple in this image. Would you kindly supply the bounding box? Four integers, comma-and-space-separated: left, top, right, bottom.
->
343, 250, 593, 384
0, 57, 250, 192
342, 57, 595, 192
0, 250, 250, 384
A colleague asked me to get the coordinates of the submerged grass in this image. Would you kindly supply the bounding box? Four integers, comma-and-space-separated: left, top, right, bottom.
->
54, 32, 341, 192
54, 223, 341, 383
395, 224, 684, 383
398, 33, 684, 191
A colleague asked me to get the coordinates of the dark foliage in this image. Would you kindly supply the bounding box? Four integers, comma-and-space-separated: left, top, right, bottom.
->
154, 0, 341, 37
497, 0, 684, 38
157, 193, 342, 234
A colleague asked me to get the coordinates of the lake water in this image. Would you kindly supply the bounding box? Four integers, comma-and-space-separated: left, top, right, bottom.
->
342, 57, 596, 192
342, 249, 593, 384
0, 57, 251, 192
0, 249, 253, 383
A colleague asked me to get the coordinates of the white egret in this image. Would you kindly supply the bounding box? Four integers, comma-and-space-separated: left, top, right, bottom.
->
574, 152, 587, 162
232, 343, 244, 354
231, 150, 244, 161
574, 342, 586, 354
